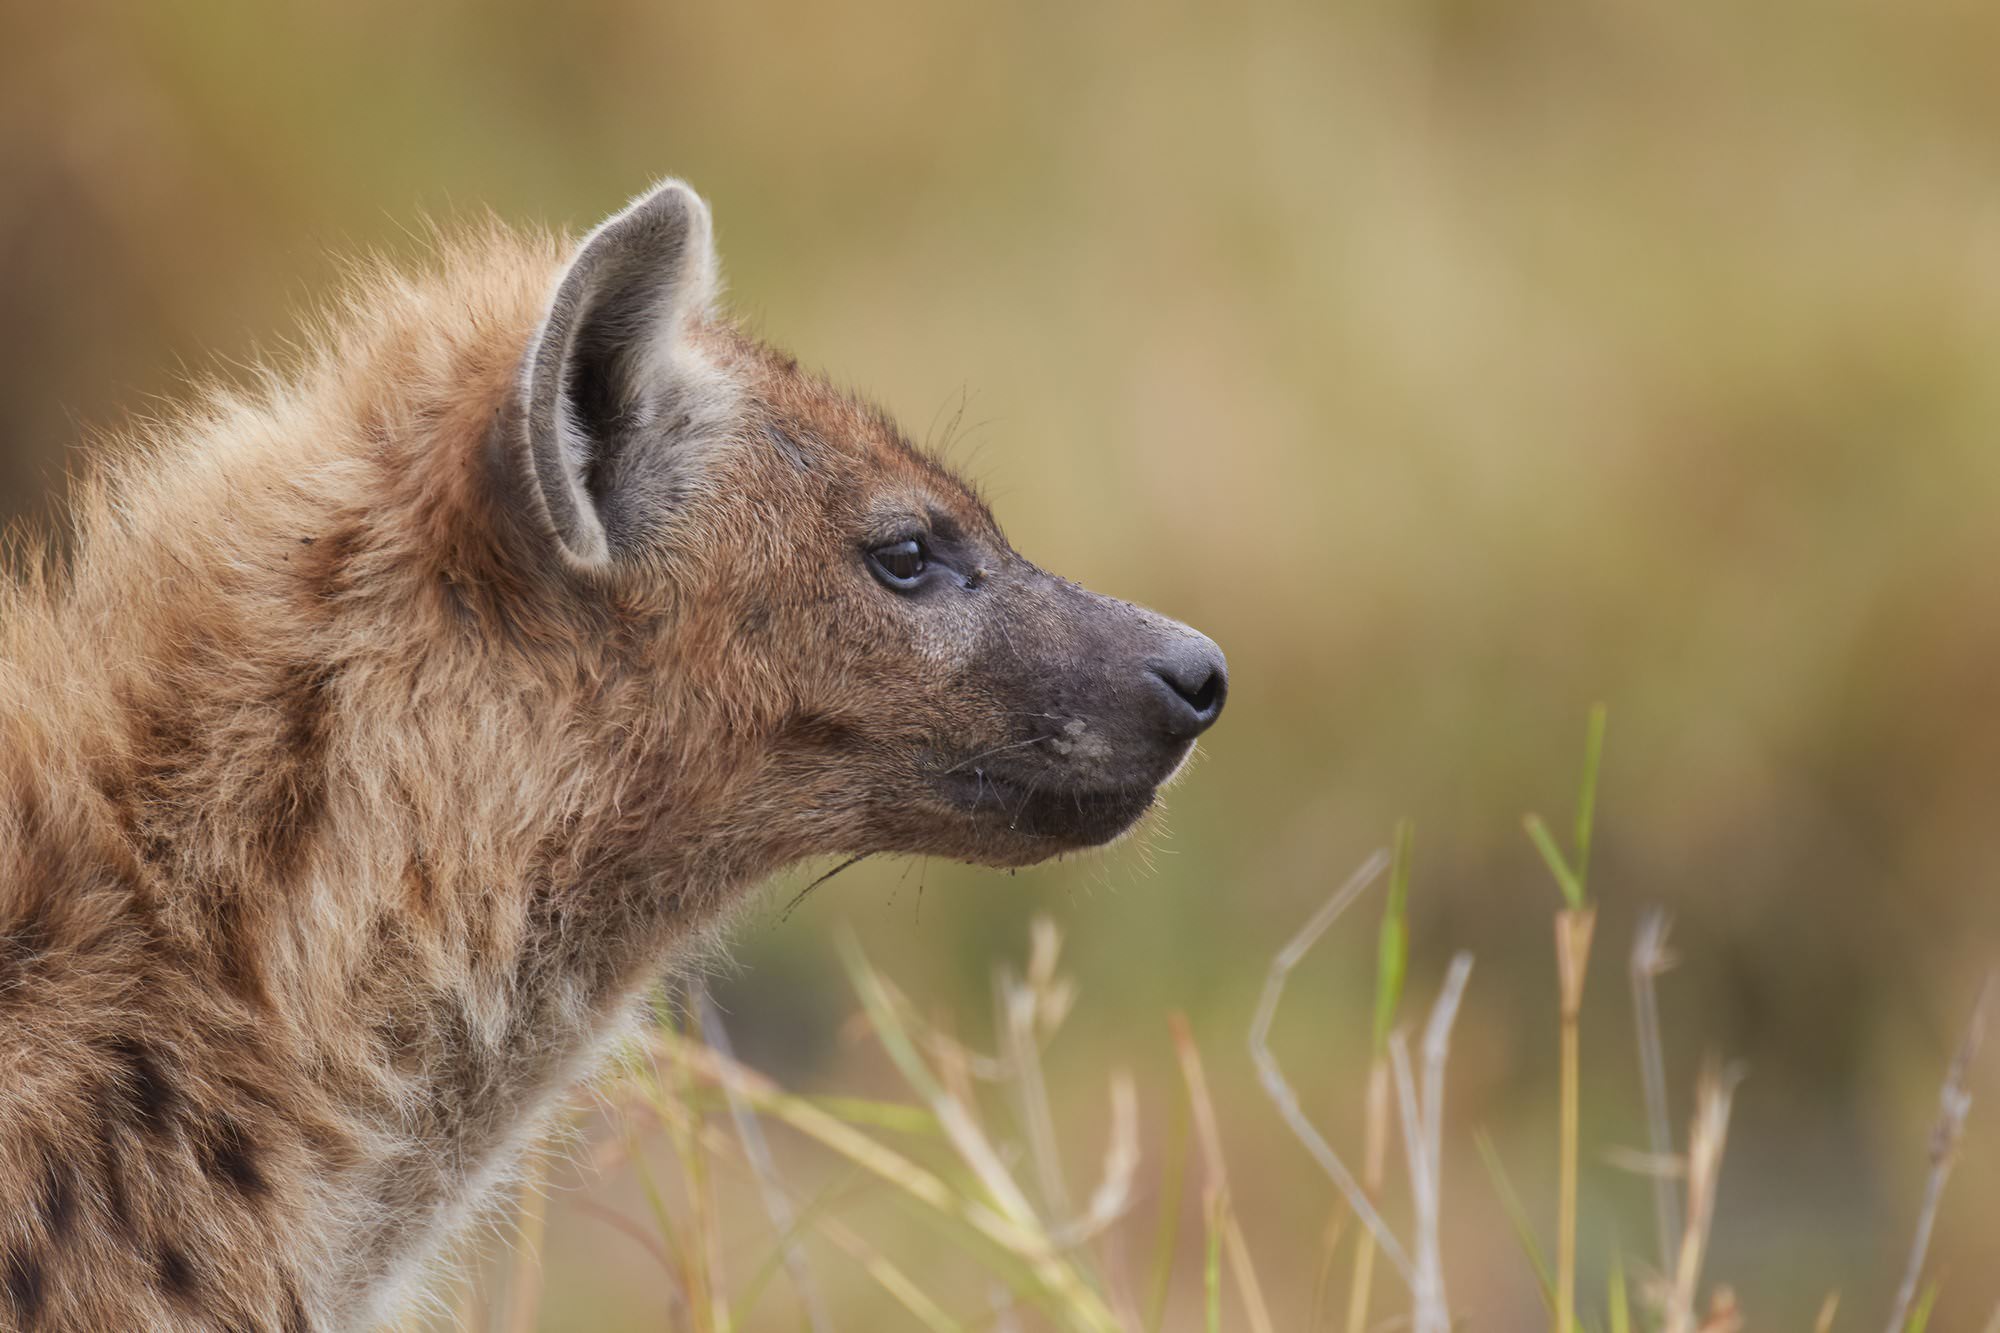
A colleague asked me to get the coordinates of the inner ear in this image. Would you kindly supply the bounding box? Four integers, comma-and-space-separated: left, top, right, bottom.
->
520, 179, 726, 567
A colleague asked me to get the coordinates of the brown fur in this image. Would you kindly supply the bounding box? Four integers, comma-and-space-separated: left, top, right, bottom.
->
0, 185, 1223, 1328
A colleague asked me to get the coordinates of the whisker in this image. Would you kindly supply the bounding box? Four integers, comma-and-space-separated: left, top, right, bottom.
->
780, 854, 871, 921
1008, 774, 1045, 831
942, 735, 1055, 775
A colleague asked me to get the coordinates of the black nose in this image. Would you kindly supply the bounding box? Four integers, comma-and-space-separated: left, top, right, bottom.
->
1147, 638, 1229, 739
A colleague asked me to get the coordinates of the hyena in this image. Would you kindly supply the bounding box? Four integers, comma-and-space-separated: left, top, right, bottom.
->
0, 181, 1227, 1329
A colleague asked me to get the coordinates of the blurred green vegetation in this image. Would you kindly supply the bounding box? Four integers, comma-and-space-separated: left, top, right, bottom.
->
6, 0, 2000, 1326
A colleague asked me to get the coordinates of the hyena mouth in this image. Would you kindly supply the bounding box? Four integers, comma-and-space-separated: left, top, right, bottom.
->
931, 767, 1160, 847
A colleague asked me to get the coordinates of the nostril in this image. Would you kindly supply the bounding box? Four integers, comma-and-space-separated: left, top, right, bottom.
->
1176, 667, 1221, 717
1149, 647, 1229, 737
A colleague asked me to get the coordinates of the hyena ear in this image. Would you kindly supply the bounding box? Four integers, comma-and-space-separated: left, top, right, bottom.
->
520, 180, 730, 566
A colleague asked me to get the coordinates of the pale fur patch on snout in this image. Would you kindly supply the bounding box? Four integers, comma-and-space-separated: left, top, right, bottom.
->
1046, 717, 1114, 765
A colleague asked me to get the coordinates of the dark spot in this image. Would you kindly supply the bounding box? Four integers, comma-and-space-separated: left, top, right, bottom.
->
155, 1244, 196, 1301
206, 892, 273, 1009
371, 1010, 426, 1076
117, 692, 201, 873
252, 662, 336, 879
436, 571, 475, 625
403, 857, 438, 920
92, 1114, 132, 1233
105, 1037, 176, 1135
300, 524, 360, 604
737, 605, 772, 638
0, 1240, 43, 1320
199, 1115, 267, 1201
0, 901, 54, 1000
218, 1071, 358, 1172
35, 1157, 75, 1237
2, 1247, 44, 1322
297, 536, 315, 546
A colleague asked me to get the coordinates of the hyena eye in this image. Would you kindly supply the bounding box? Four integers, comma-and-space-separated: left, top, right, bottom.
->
867, 538, 928, 589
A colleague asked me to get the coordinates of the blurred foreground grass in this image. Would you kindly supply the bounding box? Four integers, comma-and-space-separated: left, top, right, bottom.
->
442, 889, 1986, 1332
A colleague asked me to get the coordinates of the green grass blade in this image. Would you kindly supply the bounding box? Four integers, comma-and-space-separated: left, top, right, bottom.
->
1906, 1282, 1940, 1333
801, 1094, 941, 1137
1524, 814, 1585, 910
1574, 704, 1608, 898
836, 933, 949, 1106
1607, 1250, 1630, 1333
1373, 819, 1414, 1054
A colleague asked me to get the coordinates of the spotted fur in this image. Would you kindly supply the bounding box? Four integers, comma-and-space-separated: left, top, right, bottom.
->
0, 182, 1225, 1328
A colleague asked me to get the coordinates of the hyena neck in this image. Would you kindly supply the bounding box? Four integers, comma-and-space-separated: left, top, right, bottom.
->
297, 573, 791, 1318
245, 495, 777, 1307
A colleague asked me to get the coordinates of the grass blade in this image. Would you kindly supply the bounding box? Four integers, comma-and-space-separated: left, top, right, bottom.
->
1475, 1130, 1558, 1314
1524, 815, 1584, 911
1573, 703, 1608, 898
1143, 1086, 1190, 1333
1885, 976, 1991, 1333
1374, 820, 1414, 1054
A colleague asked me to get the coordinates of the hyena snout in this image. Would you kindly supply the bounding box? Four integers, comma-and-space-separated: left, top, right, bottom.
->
932, 592, 1227, 862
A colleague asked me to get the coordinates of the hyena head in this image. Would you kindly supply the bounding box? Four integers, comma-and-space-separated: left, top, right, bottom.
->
512, 181, 1226, 872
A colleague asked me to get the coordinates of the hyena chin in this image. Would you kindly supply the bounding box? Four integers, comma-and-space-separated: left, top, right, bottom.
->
0, 180, 1226, 1328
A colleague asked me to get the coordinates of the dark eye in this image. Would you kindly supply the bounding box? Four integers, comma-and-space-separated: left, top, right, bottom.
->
867, 538, 928, 588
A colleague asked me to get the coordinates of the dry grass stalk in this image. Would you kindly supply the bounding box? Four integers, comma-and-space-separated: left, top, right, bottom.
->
1418, 953, 1474, 1332
1343, 1058, 1393, 1333
1386, 953, 1474, 1333
664, 1006, 727, 1327
1664, 1059, 1742, 1333
1816, 1292, 1841, 1333
1309, 1208, 1351, 1329
1631, 907, 1682, 1275
1699, 1285, 1743, 1333
1001, 918, 1075, 1222
1247, 850, 1414, 1288
1048, 1075, 1141, 1250
1172, 1013, 1279, 1333
623, 1068, 965, 1330
652, 1025, 1117, 1326
696, 988, 833, 1333
842, 934, 1132, 1333
1387, 1034, 1427, 1283
1884, 975, 1992, 1333
1554, 905, 1597, 1333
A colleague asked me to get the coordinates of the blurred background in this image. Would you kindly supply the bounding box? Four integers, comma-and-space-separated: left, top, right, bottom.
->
6, 0, 2000, 1327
